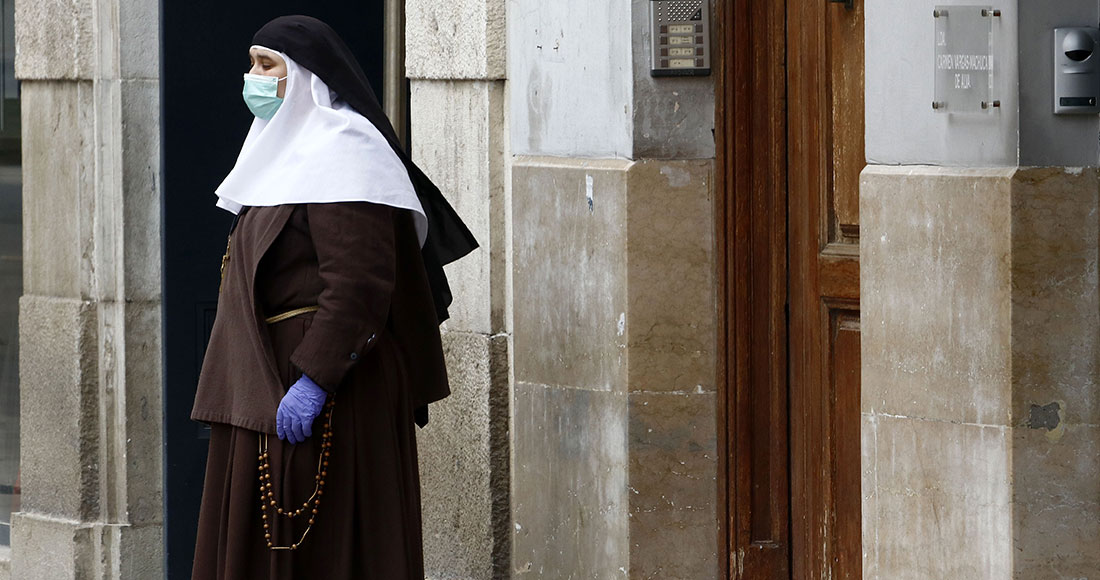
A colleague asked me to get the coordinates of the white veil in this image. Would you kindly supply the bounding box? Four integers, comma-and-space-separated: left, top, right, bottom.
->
214, 47, 427, 245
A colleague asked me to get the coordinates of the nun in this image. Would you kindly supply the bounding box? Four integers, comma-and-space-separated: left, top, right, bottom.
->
190, 15, 477, 579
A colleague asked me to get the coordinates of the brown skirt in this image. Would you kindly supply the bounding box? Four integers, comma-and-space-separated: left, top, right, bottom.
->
192, 314, 425, 579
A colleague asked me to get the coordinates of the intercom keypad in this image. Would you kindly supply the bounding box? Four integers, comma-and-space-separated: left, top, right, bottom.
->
650, 0, 711, 77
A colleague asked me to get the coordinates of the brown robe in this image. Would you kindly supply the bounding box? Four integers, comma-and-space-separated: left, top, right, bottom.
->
191, 202, 448, 579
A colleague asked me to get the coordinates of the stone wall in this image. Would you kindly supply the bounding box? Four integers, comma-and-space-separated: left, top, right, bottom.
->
511, 158, 717, 578
10, 0, 164, 578
862, 2, 1100, 577
407, 0, 512, 577
406, 0, 720, 577
506, 2, 719, 578
861, 166, 1100, 579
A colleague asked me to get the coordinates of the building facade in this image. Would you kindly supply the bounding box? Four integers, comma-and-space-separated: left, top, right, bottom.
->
0, 0, 1097, 579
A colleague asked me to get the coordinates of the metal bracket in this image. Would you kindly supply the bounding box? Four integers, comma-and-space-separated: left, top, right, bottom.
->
829, 0, 854, 9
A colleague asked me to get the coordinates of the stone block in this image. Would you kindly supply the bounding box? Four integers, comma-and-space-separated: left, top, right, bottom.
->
1012, 425, 1100, 579
512, 158, 632, 392
406, 0, 505, 80
630, 0, 716, 159
862, 413, 1011, 579
116, 522, 164, 580
9, 513, 91, 580
861, 166, 1014, 426
627, 391, 719, 579
418, 331, 510, 580
512, 382, 629, 577
860, 413, 879, 579
1011, 167, 1100, 425
626, 160, 716, 393
116, 300, 163, 526
0, 547, 9, 580
118, 0, 159, 80
14, 0, 95, 80
412, 80, 506, 335
120, 80, 163, 303
18, 296, 98, 521
20, 81, 96, 300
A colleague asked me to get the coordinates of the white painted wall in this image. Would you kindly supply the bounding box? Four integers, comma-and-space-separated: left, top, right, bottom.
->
508, 0, 634, 158
867, 0, 1100, 167
866, 0, 1020, 166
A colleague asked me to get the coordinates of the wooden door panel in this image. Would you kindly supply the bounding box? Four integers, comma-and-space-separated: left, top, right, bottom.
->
718, 0, 790, 577
827, 0, 865, 244
789, 0, 864, 579
721, 0, 863, 577
829, 306, 862, 580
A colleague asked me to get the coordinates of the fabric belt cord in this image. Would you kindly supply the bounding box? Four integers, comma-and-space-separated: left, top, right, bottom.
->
265, 305, 320, 324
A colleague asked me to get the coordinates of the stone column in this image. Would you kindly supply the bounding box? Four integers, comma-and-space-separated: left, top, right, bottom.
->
508, 1, 720, 577
406, 1, 512, 578
11, 0, 163, 578
862, 2, 1100, 578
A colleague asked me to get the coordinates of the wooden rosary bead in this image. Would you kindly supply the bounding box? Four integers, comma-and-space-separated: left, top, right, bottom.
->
257, 396, 336, 551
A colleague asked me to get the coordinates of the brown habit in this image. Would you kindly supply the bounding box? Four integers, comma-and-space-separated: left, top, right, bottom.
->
191, 201, 448, 579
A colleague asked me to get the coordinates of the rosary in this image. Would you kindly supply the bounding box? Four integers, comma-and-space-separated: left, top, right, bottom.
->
257, 398, 336, 550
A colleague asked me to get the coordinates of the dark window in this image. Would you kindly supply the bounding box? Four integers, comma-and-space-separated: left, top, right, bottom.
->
0, 0, 21, 548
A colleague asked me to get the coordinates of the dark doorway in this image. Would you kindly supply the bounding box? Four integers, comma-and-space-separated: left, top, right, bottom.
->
160, 4, 385, 578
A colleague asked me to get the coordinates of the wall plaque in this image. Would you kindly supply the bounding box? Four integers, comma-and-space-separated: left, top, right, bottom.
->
933, 6, 999, 112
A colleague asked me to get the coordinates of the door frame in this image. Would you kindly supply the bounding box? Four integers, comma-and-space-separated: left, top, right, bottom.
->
716, 0, 791, 578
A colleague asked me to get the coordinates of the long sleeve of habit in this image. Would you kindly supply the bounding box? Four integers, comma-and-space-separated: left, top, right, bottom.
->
289, 202, 396, 392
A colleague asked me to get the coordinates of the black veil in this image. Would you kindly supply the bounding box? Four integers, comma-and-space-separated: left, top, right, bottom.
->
253, 15, 478, 323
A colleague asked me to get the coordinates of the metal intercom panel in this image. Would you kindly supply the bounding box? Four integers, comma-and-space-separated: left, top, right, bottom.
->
650, 0, 711, 77
1054, 27, 1100, 114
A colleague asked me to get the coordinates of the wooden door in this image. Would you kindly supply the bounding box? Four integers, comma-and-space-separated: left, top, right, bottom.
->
788, 0, 865, 577
718, 0, 864, 578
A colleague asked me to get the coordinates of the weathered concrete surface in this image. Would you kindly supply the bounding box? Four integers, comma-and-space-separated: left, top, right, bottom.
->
508, 0, 634, 158
20, 81, 96, 299
410, 77, 511, 580
14, 0, 95, 80
512, 157, 632, 393
13, 0, 165, 576
1010, 167, 1100, 578
627, 391, 718, 579
626, 160, 715, 393
629, 0, 715, 160
862, 414, 1012, 579
411, 80, 507, 335
512, 157, 718, 578
512, 382, 630, 577
861, 165, 1100, 579
419, 331, 510, 580
17, 296, 99, 521
862, 166, 1014, 426
406, 0, 506, 80
407, 3, 513, 577
862, 166, 1014, 578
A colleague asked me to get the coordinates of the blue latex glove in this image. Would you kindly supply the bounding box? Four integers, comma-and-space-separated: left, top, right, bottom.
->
276, 374, 328, 445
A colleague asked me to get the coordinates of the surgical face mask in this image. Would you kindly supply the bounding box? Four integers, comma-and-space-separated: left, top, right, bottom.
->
242, 73, 287, 120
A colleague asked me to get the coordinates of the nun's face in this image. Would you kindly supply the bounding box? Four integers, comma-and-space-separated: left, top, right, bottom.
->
248, 47, 288, 98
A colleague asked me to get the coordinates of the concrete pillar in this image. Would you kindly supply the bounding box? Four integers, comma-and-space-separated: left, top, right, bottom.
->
406, 1, 512, 578
11, 0, 163, 578
862, 1, 1100, 578
506, 1, 719, 578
